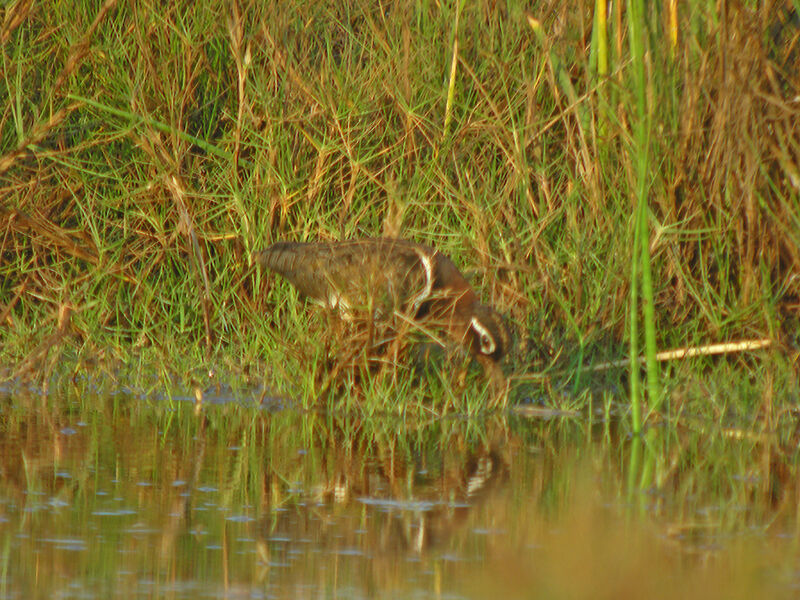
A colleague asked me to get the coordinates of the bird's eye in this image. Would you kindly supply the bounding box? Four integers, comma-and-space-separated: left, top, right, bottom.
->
480, 332, 495, 354
470, 317, 496, 355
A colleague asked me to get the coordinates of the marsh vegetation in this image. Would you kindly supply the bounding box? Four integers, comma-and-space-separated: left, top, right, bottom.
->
2, 0, 797, 411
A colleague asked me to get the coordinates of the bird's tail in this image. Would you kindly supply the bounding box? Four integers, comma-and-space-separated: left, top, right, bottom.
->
252, 242, 306, 275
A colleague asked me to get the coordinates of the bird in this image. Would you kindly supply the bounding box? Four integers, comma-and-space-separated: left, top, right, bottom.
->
253, 238, 509, 384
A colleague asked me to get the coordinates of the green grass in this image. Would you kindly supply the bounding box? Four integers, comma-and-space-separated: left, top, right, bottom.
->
1, 1, 797, 417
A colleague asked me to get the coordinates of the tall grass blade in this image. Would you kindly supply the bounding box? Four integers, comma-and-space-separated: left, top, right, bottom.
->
627, 0, 662, 432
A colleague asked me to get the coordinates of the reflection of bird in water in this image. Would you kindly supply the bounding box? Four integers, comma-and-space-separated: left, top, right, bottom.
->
409, 449, 508, 552
254, 238, 509, 383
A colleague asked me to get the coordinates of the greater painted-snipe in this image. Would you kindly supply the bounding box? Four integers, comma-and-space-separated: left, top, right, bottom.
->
254, 238, 509, 383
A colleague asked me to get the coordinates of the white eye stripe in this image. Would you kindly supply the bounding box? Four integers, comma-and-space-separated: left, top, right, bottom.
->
470, 317, 496, 354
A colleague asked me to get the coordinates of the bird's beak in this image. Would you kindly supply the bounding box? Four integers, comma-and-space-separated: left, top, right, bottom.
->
476, 355, 509, 407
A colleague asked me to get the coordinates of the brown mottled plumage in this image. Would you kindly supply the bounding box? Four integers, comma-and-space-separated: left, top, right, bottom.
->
254, 238, 509, 383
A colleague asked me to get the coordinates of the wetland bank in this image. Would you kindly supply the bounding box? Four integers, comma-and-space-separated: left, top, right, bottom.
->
1, 0, 799, 597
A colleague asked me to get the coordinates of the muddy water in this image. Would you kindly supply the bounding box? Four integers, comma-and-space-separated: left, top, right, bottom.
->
1, 387, 798, 599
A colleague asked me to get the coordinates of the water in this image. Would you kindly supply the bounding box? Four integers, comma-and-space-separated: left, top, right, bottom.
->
1, 386, 798, 598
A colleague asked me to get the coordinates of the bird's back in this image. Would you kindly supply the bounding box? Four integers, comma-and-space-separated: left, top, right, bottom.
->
254, 239, 440, 313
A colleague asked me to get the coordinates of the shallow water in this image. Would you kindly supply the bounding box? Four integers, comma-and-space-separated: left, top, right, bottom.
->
1, 386, 799, 599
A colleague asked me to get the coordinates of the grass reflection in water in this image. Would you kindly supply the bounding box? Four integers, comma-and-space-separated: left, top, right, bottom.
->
1, 386, 799, 598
